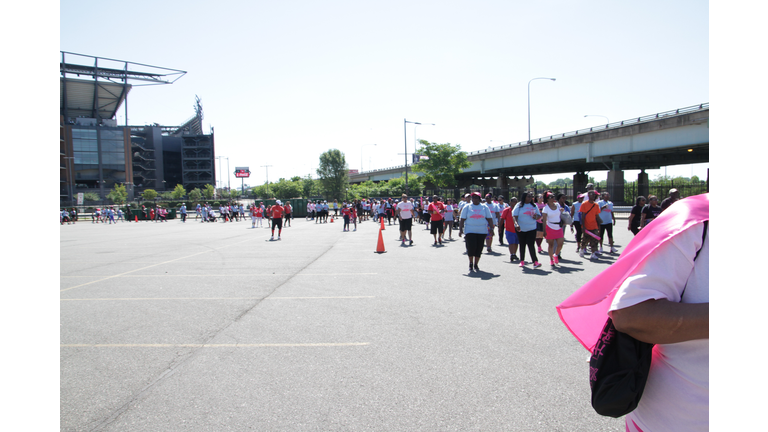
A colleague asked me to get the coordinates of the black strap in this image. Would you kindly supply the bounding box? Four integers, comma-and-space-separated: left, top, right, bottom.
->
681, 220, 708, 301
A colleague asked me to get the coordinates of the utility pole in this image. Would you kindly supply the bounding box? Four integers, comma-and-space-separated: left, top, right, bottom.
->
261, 164, 273, 196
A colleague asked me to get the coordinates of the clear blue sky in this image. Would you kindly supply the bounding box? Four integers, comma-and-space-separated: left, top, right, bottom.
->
57, 0, 712, 187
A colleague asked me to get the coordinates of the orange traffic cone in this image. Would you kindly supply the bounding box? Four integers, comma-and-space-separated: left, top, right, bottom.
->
330, 217, 334, 223
375, 228, 386, 253
135, 216, 138, 222
380, 216, 385, 230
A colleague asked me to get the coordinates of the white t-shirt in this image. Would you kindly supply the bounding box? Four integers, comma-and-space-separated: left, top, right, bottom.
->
541, 203, 563, 230
486, 202, 501, 224
396, 201, 414, 219
443, 204, 454, 221
609, 224, 709, 432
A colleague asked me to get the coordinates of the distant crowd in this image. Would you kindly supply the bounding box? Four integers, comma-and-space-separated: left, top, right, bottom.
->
60, 187, 685, 271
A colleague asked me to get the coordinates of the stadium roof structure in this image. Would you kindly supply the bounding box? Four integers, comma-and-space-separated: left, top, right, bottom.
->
60, 51, 186, 123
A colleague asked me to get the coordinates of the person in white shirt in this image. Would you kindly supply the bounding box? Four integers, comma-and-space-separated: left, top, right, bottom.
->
395, 194, 417, 245
540, 191, 565, 267
597, 192, 618, 253
484, 194, 501, 253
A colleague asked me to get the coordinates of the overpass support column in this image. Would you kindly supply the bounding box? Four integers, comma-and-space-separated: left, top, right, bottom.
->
573, 172, 589, 200
637, 170, 649, 200
607, 162, 625, 204
496, 175, 508, 190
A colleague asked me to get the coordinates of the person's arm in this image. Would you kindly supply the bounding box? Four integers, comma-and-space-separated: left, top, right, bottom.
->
610, 299, 709, 344
627, 212, 635, 231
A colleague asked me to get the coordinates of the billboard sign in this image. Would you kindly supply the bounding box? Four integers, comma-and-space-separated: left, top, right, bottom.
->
234, 167, 251, 178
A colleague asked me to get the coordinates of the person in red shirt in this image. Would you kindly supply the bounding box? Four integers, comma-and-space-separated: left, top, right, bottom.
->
341, 204, 352, 231
270, 201, 284, 240
283, 202, 292, 227
499, 197, 520, 261
428, 195, 446, 245
350, 205, 358, 231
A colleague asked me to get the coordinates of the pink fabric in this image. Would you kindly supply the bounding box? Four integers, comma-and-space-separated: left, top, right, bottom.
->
556, 194, 709, 351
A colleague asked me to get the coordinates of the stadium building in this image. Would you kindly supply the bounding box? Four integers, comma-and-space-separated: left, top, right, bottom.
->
60, 52, 216, 204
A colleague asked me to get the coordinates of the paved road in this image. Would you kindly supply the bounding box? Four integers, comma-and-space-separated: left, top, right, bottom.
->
61, 215, 633, 431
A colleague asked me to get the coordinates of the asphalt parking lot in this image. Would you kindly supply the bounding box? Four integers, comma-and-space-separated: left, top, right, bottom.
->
60, 214, 633, 431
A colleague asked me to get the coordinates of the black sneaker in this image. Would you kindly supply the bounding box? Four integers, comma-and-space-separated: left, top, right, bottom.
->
474, 263, 479, 271
510, 254, 518, 262
469, 265, 474, 272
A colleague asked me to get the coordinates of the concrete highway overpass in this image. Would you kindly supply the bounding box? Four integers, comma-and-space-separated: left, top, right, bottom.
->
350, 103, 709, 199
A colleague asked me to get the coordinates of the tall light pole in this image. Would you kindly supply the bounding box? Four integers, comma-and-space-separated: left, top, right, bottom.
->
528, 77, 556, 143
261, 164, 272, 196
216, 156, 224, 189
403, 119, 427, 195
361, 143, 376, 172
584, 114, 610, 125
226, 157, 230, 191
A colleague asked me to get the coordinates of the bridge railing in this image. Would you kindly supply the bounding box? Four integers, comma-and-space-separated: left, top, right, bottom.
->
353, 102, 709, 176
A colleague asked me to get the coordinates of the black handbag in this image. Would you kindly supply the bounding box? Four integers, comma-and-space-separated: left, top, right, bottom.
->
589, 221, 708, 418
589, 318, 653, 417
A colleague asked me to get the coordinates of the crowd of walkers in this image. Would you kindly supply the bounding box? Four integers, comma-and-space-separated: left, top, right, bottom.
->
61, 188, 684, 271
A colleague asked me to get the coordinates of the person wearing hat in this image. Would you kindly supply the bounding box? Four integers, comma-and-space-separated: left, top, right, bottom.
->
660, 188, 680, 212
270, 200, 285, 240
179, 203, 187, 223
459, 192, 495, 271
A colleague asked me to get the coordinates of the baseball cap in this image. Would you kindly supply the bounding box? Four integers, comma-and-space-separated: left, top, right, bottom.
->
471, 192, 482, 197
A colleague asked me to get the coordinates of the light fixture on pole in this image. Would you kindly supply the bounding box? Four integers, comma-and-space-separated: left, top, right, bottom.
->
403, 119, 433, 195
414, 122, 435, 154
528, 77, 556, 143
584, 114, 610, 125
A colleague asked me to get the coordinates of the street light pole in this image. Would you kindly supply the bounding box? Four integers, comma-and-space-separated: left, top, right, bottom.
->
216, 156, 224, 190
528, 77, 556, 143
226, 157, 230, 191
404, 119, 433, 195
261, 164, 273, 196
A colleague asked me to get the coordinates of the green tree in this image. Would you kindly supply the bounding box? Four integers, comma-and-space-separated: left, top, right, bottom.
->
142, 189, 158, 201
251, 184, 271, 198
84, 192, 100, 202
380, 174, 423, 197
106, 183, 128, 205
172, 184, 186, 200
411, 140, 471, 188
203, 184, 215, 199
272, 178, 302, 199
188, 188, 203, 202
302, 175, 319, 198
317, 149, 349, 201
